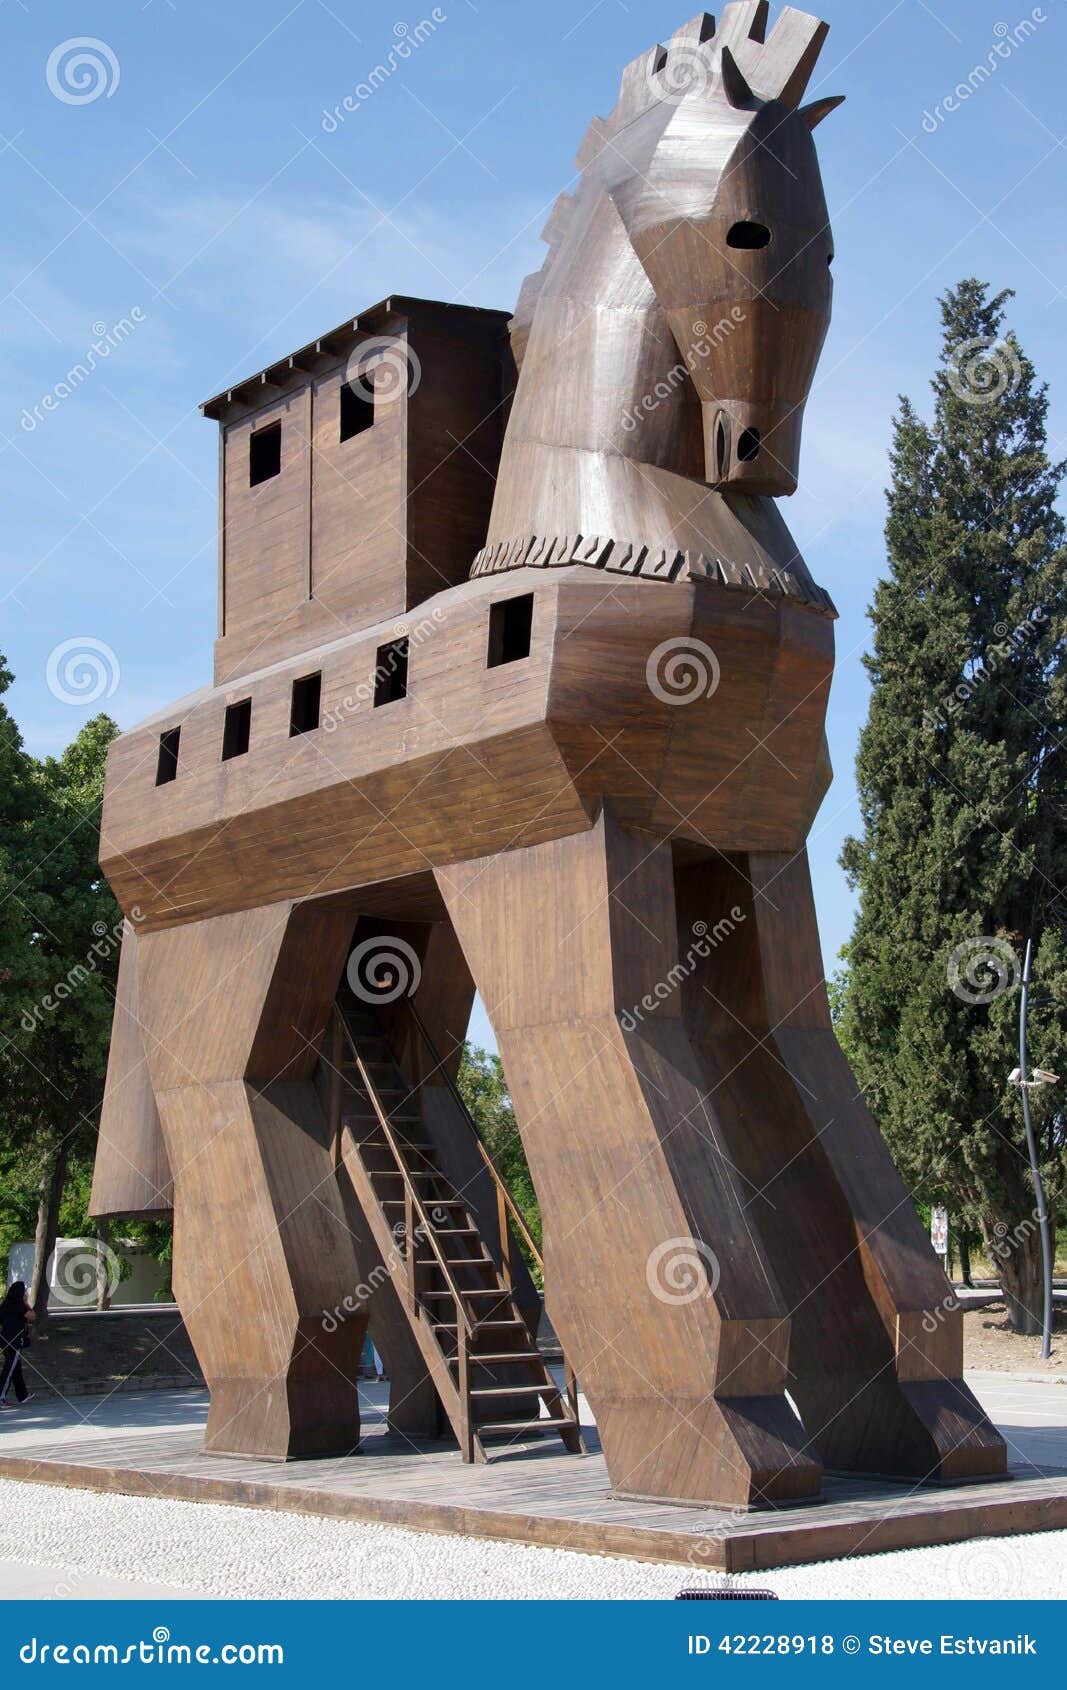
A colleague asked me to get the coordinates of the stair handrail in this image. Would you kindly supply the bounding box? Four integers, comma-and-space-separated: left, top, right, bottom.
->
406, 1001, 546, 1275
333, 1008, 475, 1340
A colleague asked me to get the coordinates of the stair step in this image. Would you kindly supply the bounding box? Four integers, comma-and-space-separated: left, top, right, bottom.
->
433, 1319, 524, 1333
476, 1418, 575, 1436
471, 1384, 550, 1399
371, 1170, 446, 1182
420, 1288, 511, 1301
452, 1351, 542, 1366
384, 1197, 464, 1210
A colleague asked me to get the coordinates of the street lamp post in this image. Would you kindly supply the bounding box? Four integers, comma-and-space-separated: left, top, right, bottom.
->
1016, 938, 1055, 1361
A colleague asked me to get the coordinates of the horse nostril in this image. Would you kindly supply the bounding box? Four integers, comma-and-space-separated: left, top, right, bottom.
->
715, 415, 730, 480
737, 427, 761, 462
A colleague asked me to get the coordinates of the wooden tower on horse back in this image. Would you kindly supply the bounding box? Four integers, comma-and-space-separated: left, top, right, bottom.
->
91, 5, 1007, 1506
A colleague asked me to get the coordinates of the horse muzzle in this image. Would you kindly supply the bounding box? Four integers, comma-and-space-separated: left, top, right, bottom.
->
702, 400, 804, 496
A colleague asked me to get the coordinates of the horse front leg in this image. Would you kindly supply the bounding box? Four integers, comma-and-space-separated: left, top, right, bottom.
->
438, 808, 820, 1509
675, 847, 1006, 1483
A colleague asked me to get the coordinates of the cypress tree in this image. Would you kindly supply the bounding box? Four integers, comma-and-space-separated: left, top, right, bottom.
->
838, 280, 1067, 1335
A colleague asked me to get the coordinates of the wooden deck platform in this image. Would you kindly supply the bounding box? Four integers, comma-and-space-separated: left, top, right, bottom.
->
2, 1377, 1066, 1573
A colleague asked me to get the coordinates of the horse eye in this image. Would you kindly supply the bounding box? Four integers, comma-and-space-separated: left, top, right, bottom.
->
726, 221, 771, 249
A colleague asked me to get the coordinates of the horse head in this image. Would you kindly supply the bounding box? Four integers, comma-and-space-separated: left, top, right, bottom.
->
598, 6, 842, 495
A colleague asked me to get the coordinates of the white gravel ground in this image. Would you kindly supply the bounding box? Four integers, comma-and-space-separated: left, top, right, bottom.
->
1, 1478, 1063, 1601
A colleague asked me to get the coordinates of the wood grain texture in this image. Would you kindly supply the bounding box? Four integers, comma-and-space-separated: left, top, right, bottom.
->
136, 903, 365, 1459
439, 808, 820, 1508
90, 5, 1008, 1507
89, 923, 172, 1220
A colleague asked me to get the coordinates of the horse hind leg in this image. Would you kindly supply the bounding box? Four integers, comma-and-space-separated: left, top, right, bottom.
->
135, 900, 367, 1460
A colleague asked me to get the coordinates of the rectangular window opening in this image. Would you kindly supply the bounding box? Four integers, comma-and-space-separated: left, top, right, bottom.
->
374, 638, 409, 708
487, 593, 534, 668
290, 672, 322, 736
249, 422, 281, 487
222, 698, 252, 761
155, 727, 180, 786
340, 380, 375, 442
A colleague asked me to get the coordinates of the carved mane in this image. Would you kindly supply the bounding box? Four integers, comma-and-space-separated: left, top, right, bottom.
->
511, 3, 835, 368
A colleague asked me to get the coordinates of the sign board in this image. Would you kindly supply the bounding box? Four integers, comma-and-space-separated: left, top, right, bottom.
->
930, 1205, 949, 1257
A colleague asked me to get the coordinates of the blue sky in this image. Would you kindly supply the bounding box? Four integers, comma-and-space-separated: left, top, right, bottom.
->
2, 0, 1065, 1051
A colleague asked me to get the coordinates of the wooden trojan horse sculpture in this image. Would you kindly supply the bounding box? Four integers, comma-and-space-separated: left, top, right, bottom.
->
90, 5, 1007, 1507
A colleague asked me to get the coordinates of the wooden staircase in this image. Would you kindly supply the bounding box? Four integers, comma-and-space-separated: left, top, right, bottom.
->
330, 1002, 584, 1464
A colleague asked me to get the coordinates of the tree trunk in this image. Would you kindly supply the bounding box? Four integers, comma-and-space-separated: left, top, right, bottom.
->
28, 1139, 71, 1330
958, 1229, 973, 1288
96, 1218, 112, 1312
983, 1214, 1043, 1335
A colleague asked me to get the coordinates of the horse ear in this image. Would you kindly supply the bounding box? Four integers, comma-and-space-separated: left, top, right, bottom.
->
720, 46, 755, 108
799, 94, 845, 129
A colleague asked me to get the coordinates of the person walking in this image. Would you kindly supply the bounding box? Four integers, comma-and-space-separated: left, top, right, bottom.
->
0, 1281, 35, 1409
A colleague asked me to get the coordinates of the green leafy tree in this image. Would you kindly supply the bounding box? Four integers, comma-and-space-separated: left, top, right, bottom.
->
457, 1044, 542, 1275
0, 682, 121, 1323
837, 281, 1067, 1335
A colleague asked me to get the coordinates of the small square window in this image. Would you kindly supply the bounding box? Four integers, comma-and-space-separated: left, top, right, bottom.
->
374, 639, 409, 708
340, 380, 374, 442
156, 727, 180, 786
290, 672, 322, 735
487, 593, 534, 668
222, 698, 252, 761
249, 422, 281, 486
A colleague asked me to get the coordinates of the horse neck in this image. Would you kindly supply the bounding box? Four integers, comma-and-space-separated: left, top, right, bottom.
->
505, 183, 704, 477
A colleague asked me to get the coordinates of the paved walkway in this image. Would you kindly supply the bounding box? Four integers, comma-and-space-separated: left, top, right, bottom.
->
0, 1373, 1064, 1600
